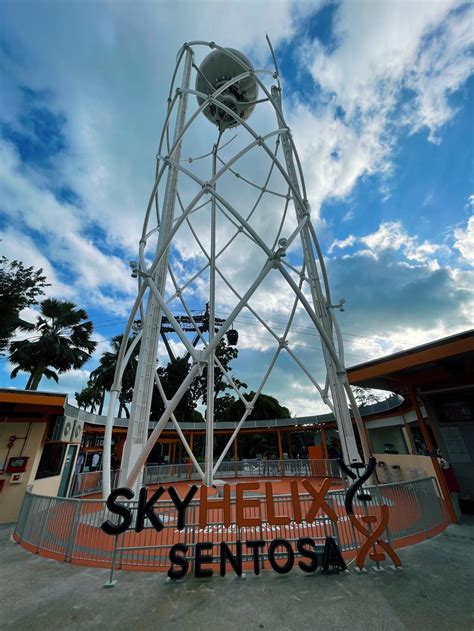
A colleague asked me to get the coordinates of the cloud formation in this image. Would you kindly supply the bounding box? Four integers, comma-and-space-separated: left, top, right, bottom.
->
1, 1, 473, 413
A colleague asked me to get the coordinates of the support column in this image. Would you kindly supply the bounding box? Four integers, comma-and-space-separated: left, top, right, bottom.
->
204, 142, 219, 487
233, 436, 238, 462
402, 414, 417, 455
277, 429, 283, 461
188, 433, 194, 464
408, 386, 457, 523
119, 48, 194, 493
321, 428, 328, 460
272, 86, 368, 465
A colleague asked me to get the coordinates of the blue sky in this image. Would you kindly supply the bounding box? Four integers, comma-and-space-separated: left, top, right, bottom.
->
0, 0, 473, 415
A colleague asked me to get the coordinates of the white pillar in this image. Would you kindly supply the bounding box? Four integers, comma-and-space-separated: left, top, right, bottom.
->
120, 48, 194, 491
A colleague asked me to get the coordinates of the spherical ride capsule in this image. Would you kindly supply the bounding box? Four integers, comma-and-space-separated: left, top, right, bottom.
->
195, 48, 258, 130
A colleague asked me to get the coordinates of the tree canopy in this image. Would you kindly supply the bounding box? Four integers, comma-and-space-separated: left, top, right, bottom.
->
0, 256, 49, 353
9, 298, 96, 390
221, 391, 291, 423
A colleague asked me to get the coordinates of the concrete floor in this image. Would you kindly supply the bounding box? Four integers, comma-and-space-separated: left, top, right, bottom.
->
1, 519, 473, 631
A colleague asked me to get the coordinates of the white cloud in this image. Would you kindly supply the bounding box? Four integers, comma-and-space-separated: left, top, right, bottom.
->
453, 215, 474, 266
290, 1, 473, 217
1, 1, 473, 414
0, 139, 136, 314
360, 221, 443, 264
329, 234, 356, 253
0, 225, 74, 300
403, 5, 474, 142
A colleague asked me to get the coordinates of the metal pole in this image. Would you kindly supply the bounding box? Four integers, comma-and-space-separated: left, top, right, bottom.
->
120, 47, 193, 491
205, 141, 218, 487
272, 85, 364, 466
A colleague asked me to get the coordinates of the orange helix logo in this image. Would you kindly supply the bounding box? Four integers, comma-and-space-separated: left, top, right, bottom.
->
339, 457, 402, 571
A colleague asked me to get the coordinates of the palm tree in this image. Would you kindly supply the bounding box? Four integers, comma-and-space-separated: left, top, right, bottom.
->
9, 298, 97, 390
77, 334, 139, 417
75, 381, 104, 414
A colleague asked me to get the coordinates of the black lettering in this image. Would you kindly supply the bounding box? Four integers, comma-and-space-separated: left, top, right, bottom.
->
135, 486, 166, 533
168, 485, 198, 531
246, 540, 265, 575
220, 541, 242, 577
195, 542, 214, 578
322, 536, 346, 572
168, 543, 189, 580
267, 538, 294, 574
297, 537, 319, 573
101, 487, 134, 535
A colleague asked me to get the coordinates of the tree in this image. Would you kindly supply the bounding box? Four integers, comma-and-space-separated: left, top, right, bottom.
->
75, 381, 103, 414
76, 333, 140, 417
190, 338, 247, 408
214, 393, 237, 422
9, 298, 97, 390
150, 356, 203, 422
0, 256, 49, 353
224, 391, 291, 422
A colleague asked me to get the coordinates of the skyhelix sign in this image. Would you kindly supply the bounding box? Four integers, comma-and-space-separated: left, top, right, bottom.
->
101, 459, 402, 579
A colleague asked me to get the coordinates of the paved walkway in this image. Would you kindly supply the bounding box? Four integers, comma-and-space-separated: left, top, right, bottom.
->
1, 518, 473, 631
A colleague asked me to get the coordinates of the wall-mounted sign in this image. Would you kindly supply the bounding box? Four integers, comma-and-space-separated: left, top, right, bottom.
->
6, 456, 29, 473
10, 472, 24, 484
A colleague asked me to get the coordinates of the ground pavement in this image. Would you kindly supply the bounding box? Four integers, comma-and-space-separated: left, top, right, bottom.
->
1, 517, 473, 631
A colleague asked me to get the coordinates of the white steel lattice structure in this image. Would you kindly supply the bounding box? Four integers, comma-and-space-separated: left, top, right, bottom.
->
102, 40, 370, 498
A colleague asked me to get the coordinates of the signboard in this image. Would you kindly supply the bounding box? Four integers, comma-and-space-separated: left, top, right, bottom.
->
101, 459, 401, 577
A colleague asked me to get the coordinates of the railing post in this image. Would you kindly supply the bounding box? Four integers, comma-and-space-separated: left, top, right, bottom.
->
103, 535, 119, 588
413, 479, 428, 534
65, 500, 83, 562
36, 499, 53, 553
15, 491, 31, 542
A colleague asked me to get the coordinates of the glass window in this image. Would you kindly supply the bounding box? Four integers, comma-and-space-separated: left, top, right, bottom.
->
35, 443, 67, 479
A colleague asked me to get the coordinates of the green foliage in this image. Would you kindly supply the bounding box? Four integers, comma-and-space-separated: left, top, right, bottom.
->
214, 393, 237, 422
223, 391, 291, 422
190, 339, 247, 405
9, 298, 96, 390
75, 381, 104, 414
76, 334, 140, 417
0, 256, 49, 353
74, 322, 289, 428
151, 356, 202, 422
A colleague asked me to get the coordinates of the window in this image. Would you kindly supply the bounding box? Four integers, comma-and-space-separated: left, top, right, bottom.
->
35, 443, 67, 479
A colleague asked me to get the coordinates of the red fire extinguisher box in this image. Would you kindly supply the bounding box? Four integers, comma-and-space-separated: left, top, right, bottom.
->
6, 456, 29, 473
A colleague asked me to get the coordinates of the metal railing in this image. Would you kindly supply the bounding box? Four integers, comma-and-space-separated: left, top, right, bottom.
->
15, 476, 448, 577
70, 469, 121, 498
70, 459, 341, 497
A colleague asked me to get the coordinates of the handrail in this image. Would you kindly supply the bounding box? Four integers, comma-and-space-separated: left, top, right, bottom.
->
14, 475, 449, 577
70, 458, 342, 497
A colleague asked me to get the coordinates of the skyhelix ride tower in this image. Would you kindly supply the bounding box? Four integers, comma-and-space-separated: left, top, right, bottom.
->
102, 40, 370, 497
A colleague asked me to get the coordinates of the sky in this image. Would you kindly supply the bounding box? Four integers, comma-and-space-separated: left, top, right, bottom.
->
0, 0, 473, 417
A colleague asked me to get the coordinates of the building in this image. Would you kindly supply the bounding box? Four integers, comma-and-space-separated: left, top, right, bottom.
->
2, 329, 472, 523
348, 329, 474, 515
0, 390, 82, 523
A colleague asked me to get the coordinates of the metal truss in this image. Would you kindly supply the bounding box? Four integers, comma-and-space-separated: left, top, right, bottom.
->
102, 40, 370, 497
